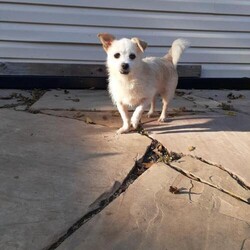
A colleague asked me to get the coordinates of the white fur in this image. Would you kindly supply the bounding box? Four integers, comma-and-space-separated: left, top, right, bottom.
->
98, 34, 189, 134
170, 39, 190, 68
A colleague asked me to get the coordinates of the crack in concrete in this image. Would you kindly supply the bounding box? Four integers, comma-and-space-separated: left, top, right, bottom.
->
137, 127, 250, 205
240, 238, 250, 250
165, 161, 250, 205
186, 154, 250, 191
42, 139, 166, 250
137, 128, 250, 205
188, 180, 194, 202
35, 110, 105, 126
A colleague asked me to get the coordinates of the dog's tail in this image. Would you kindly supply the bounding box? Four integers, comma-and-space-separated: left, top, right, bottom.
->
166, 39, 190, 68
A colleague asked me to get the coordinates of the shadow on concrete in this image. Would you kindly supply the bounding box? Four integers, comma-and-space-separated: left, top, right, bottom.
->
143, 112, 250, 134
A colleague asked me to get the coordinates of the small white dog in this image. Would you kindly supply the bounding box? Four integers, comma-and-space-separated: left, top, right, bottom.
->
98, 33, 189, 134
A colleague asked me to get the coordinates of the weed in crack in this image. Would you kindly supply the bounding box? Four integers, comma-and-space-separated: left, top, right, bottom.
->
1, 89, 46, 111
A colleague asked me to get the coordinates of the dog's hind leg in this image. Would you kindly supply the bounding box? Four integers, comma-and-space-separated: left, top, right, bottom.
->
158, 77, 178, 122
116, 103, 130, 134
147, 94, 156, 118
158, 81, 177, 122
158, 95, 169, 122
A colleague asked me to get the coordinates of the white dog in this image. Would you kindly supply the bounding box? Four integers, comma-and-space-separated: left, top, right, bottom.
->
98, 33, 189, 134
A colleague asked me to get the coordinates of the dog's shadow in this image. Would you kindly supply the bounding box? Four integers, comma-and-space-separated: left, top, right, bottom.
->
141, 111, 250, 134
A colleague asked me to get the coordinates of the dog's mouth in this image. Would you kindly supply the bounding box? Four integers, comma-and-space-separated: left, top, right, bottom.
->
120, 70, 130, 75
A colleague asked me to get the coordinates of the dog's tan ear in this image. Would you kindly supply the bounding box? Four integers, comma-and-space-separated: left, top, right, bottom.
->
98, 33, 115, 52
131, 37, 147, 52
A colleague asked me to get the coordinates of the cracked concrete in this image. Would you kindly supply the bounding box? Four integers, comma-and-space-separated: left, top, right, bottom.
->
0, 106, 150, 250
0, 89, 250, 250
145, 111, 250, 184
57, 163, 250, 250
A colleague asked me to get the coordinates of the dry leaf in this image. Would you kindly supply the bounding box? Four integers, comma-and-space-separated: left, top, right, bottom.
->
85, 117, 94, 124
227, 92, 245, 100
188, 146, 196, 151
169, 186, 181, 194
142, 162, 154, 169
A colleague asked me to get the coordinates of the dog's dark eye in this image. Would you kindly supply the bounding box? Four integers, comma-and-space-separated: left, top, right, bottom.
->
129, 53, 136, 60
114, 53, 120, 59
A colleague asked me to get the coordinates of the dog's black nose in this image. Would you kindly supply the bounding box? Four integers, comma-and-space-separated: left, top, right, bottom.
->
121, 63, 129, 70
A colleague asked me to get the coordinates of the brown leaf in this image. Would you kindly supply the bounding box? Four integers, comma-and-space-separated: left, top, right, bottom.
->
188, 146, 196, 151
169, 186, 181, 194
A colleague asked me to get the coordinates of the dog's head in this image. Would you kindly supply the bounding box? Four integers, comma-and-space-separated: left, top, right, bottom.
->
98, 33, 147, 75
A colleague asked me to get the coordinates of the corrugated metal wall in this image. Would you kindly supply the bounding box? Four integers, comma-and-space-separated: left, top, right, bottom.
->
1, 0, 250, 78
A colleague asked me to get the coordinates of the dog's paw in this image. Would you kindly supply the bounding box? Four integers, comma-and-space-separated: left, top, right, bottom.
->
116, 126, 130, 134
158, 116, 167, 123
147, 111, 154, 118
131, 118, 139, 129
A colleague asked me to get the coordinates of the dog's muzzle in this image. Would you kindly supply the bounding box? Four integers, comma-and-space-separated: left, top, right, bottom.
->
120, 63, 130, 75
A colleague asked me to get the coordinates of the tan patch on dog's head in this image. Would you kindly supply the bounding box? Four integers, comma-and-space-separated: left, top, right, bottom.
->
98, 33, 116, 52
131, 37, 147, 52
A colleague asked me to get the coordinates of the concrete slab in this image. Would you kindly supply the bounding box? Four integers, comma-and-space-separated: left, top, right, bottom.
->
145, 111, 250, 184
29, 89, 205, 112
181, 89, 250, 114
0, 109, 150, 250
58, 164, 250, 250
30, 89, 113, 111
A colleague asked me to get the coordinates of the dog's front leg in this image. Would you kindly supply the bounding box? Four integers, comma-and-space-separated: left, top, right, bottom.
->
131, 101, 149, 129
116, 103, 130, 134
